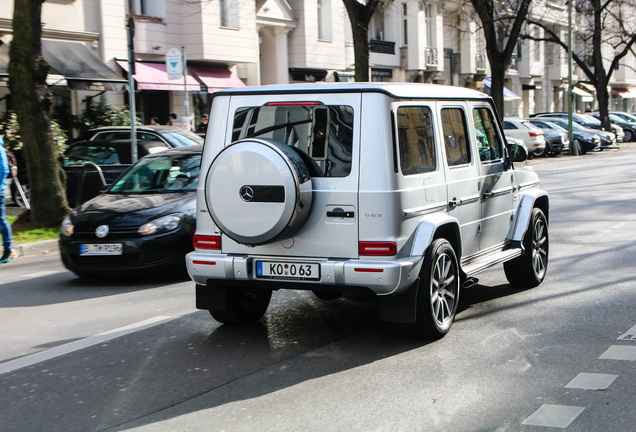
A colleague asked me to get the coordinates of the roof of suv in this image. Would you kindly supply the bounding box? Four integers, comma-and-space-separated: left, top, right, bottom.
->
211, 82, 492, 101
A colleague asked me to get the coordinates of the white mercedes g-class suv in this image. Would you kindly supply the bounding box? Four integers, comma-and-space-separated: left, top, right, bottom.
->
187, 83, 549, 338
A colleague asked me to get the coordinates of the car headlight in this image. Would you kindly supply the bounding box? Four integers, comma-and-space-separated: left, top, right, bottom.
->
138, 213, 183, 236
60, 215, 74, 237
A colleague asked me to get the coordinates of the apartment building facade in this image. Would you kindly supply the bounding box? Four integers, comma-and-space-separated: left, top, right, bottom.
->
1, 0, 635, 131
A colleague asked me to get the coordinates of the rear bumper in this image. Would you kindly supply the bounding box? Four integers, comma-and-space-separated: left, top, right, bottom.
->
186, 252, 421, 296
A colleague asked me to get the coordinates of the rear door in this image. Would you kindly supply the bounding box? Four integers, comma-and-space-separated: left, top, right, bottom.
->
216, 92, 361, 259
438, 103, 481, 258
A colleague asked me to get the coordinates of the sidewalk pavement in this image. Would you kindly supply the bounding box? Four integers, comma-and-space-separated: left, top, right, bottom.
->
5, 203, 60, 259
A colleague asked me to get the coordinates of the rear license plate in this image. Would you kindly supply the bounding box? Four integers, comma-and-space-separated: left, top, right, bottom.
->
256, 261, 320, 281
80, 243, 123, 256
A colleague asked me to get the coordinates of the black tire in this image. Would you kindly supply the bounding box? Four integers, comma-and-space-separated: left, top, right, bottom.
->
408, 239, 460, 339
209, 287, 272, 325
504, 208, 549, 288
574, 139, 586, 155
533, 145, 546, 157
624, 129, 634, 142
10, 181, 30, 208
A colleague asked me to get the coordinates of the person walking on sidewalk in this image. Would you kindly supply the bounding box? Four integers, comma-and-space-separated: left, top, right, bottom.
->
0, 136, 17, 263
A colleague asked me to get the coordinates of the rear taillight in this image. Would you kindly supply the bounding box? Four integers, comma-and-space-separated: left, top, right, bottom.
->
529, 131, 542, 137
359, 241, 397, 256
193, 235, 221, 250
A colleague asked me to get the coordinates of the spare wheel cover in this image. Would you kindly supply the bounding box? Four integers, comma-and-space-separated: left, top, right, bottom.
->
206, 138, 313, 245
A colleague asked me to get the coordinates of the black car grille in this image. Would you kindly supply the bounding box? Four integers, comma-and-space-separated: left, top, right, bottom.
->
74, 225, 141, 239
68, 250, 174, 268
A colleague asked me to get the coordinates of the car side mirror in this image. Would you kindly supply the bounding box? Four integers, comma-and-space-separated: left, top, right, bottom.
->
507, 142, 528, 163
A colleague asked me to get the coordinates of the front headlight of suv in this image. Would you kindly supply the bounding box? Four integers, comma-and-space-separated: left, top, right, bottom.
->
60, 215, 74, 237
138, 213, 183, 236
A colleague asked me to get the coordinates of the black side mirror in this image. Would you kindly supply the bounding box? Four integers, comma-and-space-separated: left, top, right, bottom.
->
507, 142, 528, 163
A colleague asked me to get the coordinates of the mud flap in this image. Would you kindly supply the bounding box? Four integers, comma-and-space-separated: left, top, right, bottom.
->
196, 283, 227, 311
380, 279, 419, 323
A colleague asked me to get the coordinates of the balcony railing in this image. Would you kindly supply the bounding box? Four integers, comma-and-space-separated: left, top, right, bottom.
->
476, 54, 486, 71
425, 47, 439, 66
370, 39, 396, 55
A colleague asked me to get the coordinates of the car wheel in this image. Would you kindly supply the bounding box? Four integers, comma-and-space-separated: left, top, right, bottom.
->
208, 287, 272, 325
624, 129, 634, 142
409, 239, 460, 339
504, 208, 549, 288
533, 145, 546, 157
10, 181, 30, 208
205, 138, 314, 245
573, 139, 586, 155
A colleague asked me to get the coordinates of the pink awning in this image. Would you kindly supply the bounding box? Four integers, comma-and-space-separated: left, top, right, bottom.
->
613, 88, 636, 99
117, 60, 201, 91
190, 65, 245, 93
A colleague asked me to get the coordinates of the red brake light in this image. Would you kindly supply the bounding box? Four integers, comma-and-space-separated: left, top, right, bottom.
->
193, 235, 221, 250
266, 101, 321, 106
359, 241, 397, 256
529, 131, 542, 137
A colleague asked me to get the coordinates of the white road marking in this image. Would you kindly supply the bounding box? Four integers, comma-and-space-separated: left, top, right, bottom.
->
0, 316, 176, 375
565, 372, 618, 390
522, 404, 585, 428
599, 345, 636, 361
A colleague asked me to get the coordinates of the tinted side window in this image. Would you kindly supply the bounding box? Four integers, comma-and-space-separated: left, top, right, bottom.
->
232, 104, 354, 177
64, 145, 121, 166
503, 121, 517, 129
441, 108, 471, 166
473, 107, 503, 163
396, 106, 436, 175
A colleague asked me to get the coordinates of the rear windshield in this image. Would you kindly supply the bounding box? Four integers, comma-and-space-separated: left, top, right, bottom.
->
231, 104, 354, 177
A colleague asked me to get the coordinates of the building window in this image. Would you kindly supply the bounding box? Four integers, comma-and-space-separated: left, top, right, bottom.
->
402, 3, 408, 46
220, 0, 240, 29
318, 0, 332, 41
534, 29, 541, 62
129, 0, 165, 19
370, 9, 385, 40
425, 4, 433, 47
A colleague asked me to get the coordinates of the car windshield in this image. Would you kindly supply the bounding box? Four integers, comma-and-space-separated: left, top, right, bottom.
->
109, 153, 201, 194
161, 130, 204, 147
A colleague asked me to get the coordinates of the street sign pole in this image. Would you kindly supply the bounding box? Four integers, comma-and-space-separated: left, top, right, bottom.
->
126, 17, 138, 163
182, 46, 190, 128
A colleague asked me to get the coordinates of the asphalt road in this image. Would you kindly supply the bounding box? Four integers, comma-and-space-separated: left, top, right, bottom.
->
1, 147, 635, 432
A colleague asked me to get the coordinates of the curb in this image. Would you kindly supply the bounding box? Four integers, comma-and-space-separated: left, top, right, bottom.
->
14, 239, 60, 258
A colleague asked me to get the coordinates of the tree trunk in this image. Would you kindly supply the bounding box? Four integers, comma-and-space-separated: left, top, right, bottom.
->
8, 0, 69, 227
343, 0, 384, 83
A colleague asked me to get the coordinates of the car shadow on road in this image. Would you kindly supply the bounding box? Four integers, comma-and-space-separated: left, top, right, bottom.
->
0, 270, 191, 308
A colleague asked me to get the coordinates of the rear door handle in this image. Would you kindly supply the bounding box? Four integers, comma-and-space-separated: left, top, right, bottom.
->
327, 210, 355, 218
449, 198, 462, 208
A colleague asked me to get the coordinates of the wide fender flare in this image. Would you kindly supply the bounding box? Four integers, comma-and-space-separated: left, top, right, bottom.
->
409, 213, 462, 259
509, 190, 550, 242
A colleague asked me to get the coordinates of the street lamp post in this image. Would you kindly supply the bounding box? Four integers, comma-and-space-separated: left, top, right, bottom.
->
568, 0, 580, 155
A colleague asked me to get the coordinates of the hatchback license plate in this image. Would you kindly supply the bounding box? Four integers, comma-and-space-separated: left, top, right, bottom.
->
256, 261, 320, 281
80, 243, 123, 256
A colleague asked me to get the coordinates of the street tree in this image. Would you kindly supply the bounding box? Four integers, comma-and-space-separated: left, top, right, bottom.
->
8, 0, 69, 227
527, 0, 636, 132
342, 0, 386, 82
469, 0, 533, 120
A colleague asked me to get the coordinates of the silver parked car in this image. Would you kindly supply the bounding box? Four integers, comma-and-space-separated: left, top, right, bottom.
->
187, 83, 549, 339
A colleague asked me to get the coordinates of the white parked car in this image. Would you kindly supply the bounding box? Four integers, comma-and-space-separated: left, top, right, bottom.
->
503, 118, 547, 154
187, 83, 549, 339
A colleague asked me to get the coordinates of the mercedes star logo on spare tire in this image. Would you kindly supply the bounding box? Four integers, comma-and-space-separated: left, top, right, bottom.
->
240, 185, 254, 202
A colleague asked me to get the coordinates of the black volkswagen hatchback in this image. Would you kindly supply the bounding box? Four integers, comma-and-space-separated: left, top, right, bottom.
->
59, 145, 202, 277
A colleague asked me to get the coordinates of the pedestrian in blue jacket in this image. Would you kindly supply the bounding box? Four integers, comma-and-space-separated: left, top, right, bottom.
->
0, 136, 17, 263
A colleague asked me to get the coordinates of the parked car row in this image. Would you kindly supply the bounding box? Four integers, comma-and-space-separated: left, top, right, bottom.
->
503, 110, 636, 157
10, 125, 203, 209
